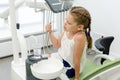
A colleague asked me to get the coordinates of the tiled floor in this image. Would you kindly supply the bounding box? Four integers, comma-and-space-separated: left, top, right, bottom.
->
0, 55, 13, 80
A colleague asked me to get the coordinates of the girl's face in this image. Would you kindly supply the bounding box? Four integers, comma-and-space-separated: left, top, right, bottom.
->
64, 13, 81, 33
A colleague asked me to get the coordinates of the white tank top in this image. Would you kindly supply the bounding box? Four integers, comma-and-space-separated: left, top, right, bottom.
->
58, 32, 87, 73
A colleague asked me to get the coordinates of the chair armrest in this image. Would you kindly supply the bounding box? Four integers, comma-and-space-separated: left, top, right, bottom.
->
93, 54, 115, 65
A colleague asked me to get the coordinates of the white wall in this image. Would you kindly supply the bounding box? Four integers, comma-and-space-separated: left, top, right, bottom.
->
0, 0, 120, 58
74, 0, 120, 57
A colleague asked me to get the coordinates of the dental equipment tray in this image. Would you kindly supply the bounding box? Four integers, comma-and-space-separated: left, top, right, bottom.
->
45, 0, 72, 13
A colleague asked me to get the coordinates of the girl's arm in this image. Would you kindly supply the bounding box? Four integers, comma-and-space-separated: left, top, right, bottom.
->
45, 23, 64, 48
74, 34, 86, 80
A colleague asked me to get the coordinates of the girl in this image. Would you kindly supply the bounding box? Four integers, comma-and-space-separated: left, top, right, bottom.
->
45, 6, 92, 80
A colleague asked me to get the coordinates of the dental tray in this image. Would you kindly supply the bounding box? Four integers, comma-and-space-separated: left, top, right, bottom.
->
45, 0, 72, 13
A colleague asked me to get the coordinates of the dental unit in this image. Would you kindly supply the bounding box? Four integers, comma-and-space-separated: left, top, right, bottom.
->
6, 0, 120, 80
10, 0, 73, 80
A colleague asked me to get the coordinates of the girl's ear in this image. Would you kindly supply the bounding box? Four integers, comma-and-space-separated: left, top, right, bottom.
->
78, 24, 84, 31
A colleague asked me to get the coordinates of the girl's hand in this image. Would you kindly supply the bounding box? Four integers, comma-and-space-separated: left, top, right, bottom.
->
45, 23, 52, 33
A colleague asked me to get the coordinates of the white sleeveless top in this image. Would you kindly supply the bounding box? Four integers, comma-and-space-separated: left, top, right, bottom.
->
58, 32, 87, 73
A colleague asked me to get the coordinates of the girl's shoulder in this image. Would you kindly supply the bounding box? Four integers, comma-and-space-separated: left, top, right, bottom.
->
74, 32, 86, 42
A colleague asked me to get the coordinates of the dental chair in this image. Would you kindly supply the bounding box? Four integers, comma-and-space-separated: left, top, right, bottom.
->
69, 36, 118, 80
94, 36, 114, 64
69, 58, 120, 80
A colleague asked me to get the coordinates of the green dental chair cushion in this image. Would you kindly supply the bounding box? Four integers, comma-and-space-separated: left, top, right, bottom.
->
70, 58, 120, 80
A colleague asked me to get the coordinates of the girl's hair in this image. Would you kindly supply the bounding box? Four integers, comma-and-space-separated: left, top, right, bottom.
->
70, 6, 92, 49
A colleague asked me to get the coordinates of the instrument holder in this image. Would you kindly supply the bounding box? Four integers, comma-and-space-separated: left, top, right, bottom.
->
45, 0, 73, 13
